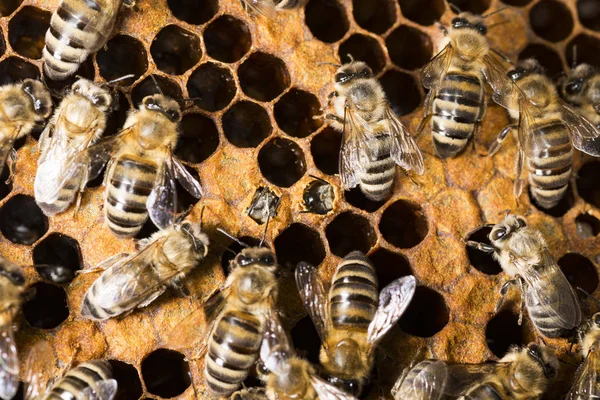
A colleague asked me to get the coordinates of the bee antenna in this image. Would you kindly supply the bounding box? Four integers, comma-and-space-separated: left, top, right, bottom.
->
346, 53, 355, 62
216, 228, 249, 248
572, 45, 578, 70
149, 75, 164, 95
260, 210, 273, 248
482, 6, 509, 18
316, 62, 342, 68
105, 74, 136, 86
199, 203, 206, 232
308, 174, 329, 184
497, 209, 511, 217
449, 2, 461, 13
577, 287, 600, 308
490, 48, 513, 65
558, 358, 578, 367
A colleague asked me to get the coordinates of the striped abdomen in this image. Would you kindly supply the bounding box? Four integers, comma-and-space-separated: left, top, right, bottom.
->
36, 170, 80, 216
105, 155, 157, 237
525, 121, 573, 209
358, 134, 395, 202
205, 310, 264, 397
329, 251, 378, 330
44, 360, 113, 400
431, 72, 485, 158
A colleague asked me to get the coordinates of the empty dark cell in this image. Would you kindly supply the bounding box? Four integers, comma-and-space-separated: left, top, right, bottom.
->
466, 225, 502, 275
8, 7, 50, 59
578, 162, 600, 208
379, 200, 428, 249
369, 247, 412, 288
0, 195, 48, 245
578, 0, 600, 31
176, 166, 201, 213
0, 0, 22, 16
204, 15, 252, 63
344, 187, 386, 213
518, 44, 563, 78
310, 127, 341, 175
0, 28, 6, 57
379, 70, 421, 116
305, 0, 349, 43
448, 0, 490, 14
97, 35, 148, 86
530, 0, 574, 42
23, 282, 68, 329
500, 0, 532, 6
187, 63, 236, 111
151, 25, 201, 75
485, 310, 526, 358
576, 214, 600, 238
33, 233, 82, 284
103, 91, 130, 138
44, 58, 95, 95
238, 53, 290, 102
258, 138, 306, 187
167, 0, 218, 24
274, 89, 322, 138
131, 75, 182, 106
0, 165, 12, 201
528, 185, 574, 217
566, 35, 600, 69
353, 0, 396, 34
176, 113, 219, 164
274, 223, 325, 270
220, 236, 261, 276
109, 360, 143, 400
0, 57, 39, 85
291, 316, 321, 364
398, 0, 445, 26
325, 211, 376, 257
142, 349, 191, 398
398, 286, 448, 337
222, 101, 271, 148
559, 253, 599, 295
386, 25, 433, 71
339, 34, 386, 74
135, 219, 159, 240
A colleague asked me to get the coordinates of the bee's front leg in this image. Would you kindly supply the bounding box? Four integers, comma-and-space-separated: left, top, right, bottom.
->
495, 279, 518, 314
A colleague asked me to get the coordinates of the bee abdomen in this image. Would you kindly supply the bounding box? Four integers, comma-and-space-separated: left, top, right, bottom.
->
358, 134, 395, 201
330, 251, 378, 330
46, 360, 112, 400
463, 383, 504, 399
37, 175, 79, 216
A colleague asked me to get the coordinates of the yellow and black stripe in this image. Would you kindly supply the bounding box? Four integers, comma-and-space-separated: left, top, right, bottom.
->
38, 174, 79, 216
45, 360, 112, 400
358, 134, 396, 202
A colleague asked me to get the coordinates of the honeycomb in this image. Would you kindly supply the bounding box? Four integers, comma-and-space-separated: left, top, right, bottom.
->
0, 0, 599, 398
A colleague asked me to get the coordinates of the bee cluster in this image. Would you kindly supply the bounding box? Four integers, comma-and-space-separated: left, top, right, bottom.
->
0, 0, 598, 399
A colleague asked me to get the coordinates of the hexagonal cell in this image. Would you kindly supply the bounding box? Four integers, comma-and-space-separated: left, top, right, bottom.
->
220, 236, 261, 276
222, 101, 271, 148
344, 187, 386, 213
310, 127, 341, 176
204, 15, 251, 63
258, 138, 306, 187
398, 286, 448, 337
109, 360, 143, 400
187, 62, 236, 111
150, 25, 201, 76
167, 0, 218, 24
386, 25, 433, 71
23, 282, 69, 329
369, 247, 412, 288
238, 52, 290, 102
0, 56, 39, 85
398, 0, 445, 26
0, 0, 22, 16
448, 0, 490, 14
0, 195, 48, 245
274, 89, 322, 138
558, 253, 598, 295
141, 349, 191, 398
518, 44, 563, 79
43, 58, 95, 94
566, 34, 600, 68
131, 75, 182, 106
486, 310, 526, 358
325, 211, 376, 257
305, 0, 349, 43
465, 225, 502, 275
353, 0, 396, 34
290, 315, 321, 364
528, 185, 574, 218
176, 114, 219, 164
379, 200, 428, 249
379, 70, 421, 116
530, 0, 574, 43
576, 213, 600, 238
578, 0, 600, 31
578, 161, 600, 208
339, 34, 386, 74
274, 223, 325, 270
97, 35, 148, 86
33, 233, 82, 284
8, 6, 50, 59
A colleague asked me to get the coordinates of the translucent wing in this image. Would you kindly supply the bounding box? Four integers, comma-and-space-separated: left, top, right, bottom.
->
443, 362, 505, 396
242, 0, 276, 18
421, 44, 454, 90
172, 155, 203, 198
516, 99, 547, 159
24, 340, 57, 400
260, 312, 292, 376
338, 107, 373, 190
294, 262, 330, 343
81, 379, 118, 400
392, 360, 448, 400
367, 275, 416, 347
384, 105, 424, 175
0, 328, 18, 400
566, 341, 600, 399
482, 54, 521, 112
310, 375, 360, 400
560, 99, 600, 156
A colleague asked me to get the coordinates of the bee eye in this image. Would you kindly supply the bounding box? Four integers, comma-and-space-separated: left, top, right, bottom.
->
452, 18, 467, 28
593, 314, 600, 326
167, 109, 180, 122
516, 218, 526, 228
545, 365, 556, 378
237, 254, 252, 266
144, 97, 156, 107
508, 67, 526, 81
335, 73, 349, 83
476, 24, 487, 35
566, 81, 582, 95
22, 81, 34, 94
491, 228, 507, 241
93, 96, 106, 107
260, 255, 275, 265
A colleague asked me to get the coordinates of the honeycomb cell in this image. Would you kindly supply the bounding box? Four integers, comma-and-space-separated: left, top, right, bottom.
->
448, 0, 490, 14
386, 25, 433, 71
274, 223, 325, 270
305, 0, 349, 43
176, 113, 219, 164
43, 58, 95, 94
141, 349, 191, 398
465, 225, 502, 275
33, 233, 82, 284
167, 0, 218, 25
150, 25, 201, 76
575, 213, 600, 238
578, 161, 600, 208
485, 310, 526, 358
204, 15, 251, 63
238, 53, 290, 102
398, 286, 448, 337
530, 0, 574, 42
310, 127, 341, 176
274, 89, 322, 138
578, 0, 600, 31
258, 138, 306, 187
0, 195, 48, 245
518, 44, 563, 78
23, 282, 69, 329
379, 70, 421, 116
220, 236, 261, 276
344, 188, 386, 213
102, 90, 130, 138
558, 253, 598, 295
187, 62, 236, 111
398, 0, 445, 26
0, 0, 22, 16
109, 360, 143, 400
222, 101, 271, 148
379, 200, 428, 249
290, 316, 321, 364
369, 247, 412, 288
353, 0, 396, 34
528, 186, 574, 218
566, 34, 600, 68
131, 74, 183, 106
325, 211, 376, 257
8, 6, 50, 60
339, 34, 386, 74
97, 35, 148, 86
0, 56, 39, 85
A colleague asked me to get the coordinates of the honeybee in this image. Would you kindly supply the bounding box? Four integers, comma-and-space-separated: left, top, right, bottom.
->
392, 343, 558, 400
295, 251, 416, 396
241, 0, 298, 17
80, 219, 208, 320
466, 214, 581, 338
230, 387, 268, 400
324, 60, 424, 201
43, 0, 134, 81
489, 59, 600, 209
566, 312, 600, 399
302, 176, 334, 215
560, 63, 600, 129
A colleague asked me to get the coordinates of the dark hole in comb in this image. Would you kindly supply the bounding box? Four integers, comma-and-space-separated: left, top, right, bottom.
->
151, 25, 202, 75
486, 310, 527, 358
8, 6, 50, 59
274, 88, 322, 138
223, 101, 272, 148
0, 56, 40, 85
369, 247, 413, 288
530, 0, 574, 42
528, 185, 574, 218
291, 316, 322, 364
466, 225, 502, 275
274, 223, 326, 270
577, 162, 600, 208
109, 360, 143, 400
352, 0, 396, 34
131, 74, 182, 107
575, 213, 600, 238
518, 43, 564, 78
578, 0, 600, 31
398, 286, 448, 337
0, 0, 22, 16
566, 34, 600, 69
379, 70, 421, 116
167, 0, 218, 25
397, 0, 445, 26
238, 52, 290, 102
310, 127, 341, 176
558, 252, 599, 295
258, 138, 306, 188
204, 15, 252, 63
448, 0, 491, 14
176, 113, 219, 164
97, 35, 148, 86
141, 349, 191, 398
386, 25, 433, 71
339, 34, 387, 74
344, 187, 387, 213
379, 200, 428, 249
187, 62, 236, 111
326, 211, 376, 257
23, 282, 69, 329
0, 194, 48, 245
305, 0, 349, 43
220, 236, 261, 276
33, 233, 82, 284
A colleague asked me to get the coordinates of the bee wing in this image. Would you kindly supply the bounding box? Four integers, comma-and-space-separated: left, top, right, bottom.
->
482, 54, 521, 112
81, 379, 118, 400
242, 0, 276, 18
559, 98, 600, 156
566, 341, 600, 399
392, 360, 448, 400
339, 107, 373, 190
171, 155, 203, 198
295, 262, 330, 343
384, 105, 424, 175
515, 98, 547, 160
260, 312, 293, 375
0, 328, 19, 400
443, 362, 505, 396
23, 340, 57, 400
421, 44, 454, 90
310, 375, 360, 400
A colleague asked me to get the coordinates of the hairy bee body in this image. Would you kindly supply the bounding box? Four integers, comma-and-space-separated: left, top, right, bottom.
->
561, 64, 600, 129
355, 133, 397, 201
42, 360, 115, 400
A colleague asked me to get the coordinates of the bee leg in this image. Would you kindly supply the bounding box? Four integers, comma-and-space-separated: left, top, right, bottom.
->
4, 148, 16, 184
487, 125, 517, 156
415, 114, 432, 140
465, 240, 495, 254
324, 113, 344, 123
516, 276, 526, 325
495, 279, 517, 313
172, 277, 190, 297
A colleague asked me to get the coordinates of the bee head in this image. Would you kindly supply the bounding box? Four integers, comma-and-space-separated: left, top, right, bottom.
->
334, 61, 373, 85
235, 247, 277, 268
451, 12, 487, 35
21, 79, 52, 119
179, 221, 209, 257
507, 59, 545, 82
72, 79, 114, 112
303, 179, 334, 215
488, 215, 527, 244
142, 94, 182, 122
524, 343, 558, 379
563, 63, 596, 97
